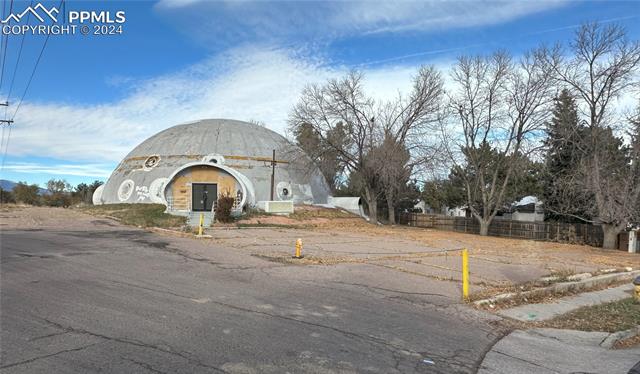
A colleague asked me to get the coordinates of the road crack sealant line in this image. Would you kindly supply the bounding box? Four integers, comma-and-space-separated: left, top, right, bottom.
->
0, 342, 104, 369
123, 357, 170, 374
28, 277, 473, 370
31, 317, 230, 373
367, 262, 500, 287
137, 291, 469, 370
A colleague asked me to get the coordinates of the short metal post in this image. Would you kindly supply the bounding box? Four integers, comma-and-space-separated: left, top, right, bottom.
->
198, 213, 204, 236
295, 238, 302, 258
462, 248, 469, 300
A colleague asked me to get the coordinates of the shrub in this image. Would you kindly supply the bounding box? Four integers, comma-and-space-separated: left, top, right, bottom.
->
216, 191, 236, 223
13, 182, 41, 205
43, 192, 72, 207
0, 187, 15, 204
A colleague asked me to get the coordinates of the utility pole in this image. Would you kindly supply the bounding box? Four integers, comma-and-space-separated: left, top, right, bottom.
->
270, 149, 276, 201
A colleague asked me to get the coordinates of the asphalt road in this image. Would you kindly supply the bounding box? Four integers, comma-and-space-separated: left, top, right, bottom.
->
0, 223, 501, 373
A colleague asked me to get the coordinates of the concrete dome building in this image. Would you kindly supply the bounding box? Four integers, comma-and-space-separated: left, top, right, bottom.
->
93, 119, 331, 216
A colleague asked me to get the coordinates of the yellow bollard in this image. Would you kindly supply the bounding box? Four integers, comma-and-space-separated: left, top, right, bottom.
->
462, 248, 469, 300
198, 213, 204, 236
295, 238, 302, 258
634, 277, 640, 304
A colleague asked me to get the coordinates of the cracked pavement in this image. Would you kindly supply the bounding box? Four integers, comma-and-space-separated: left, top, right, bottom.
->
1, 212, 503, 373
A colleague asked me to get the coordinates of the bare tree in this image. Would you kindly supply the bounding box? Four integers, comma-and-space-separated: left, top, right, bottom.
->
444, 51, 554, 235
289, 67, 443, 222
540, 22, 640, 248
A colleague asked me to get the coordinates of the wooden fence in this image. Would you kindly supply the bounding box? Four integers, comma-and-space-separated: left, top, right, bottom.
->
398, 213, 604, 247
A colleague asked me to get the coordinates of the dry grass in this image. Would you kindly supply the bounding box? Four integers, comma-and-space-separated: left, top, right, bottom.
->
471, 278, 632, 310
79, 204, 186, 228
614, 333, 640, 349
0, 203, 29, 214
289, 205, 356, 220
237, 205, 360, 227
313, 223, 639, 270
540, 298, 640, 333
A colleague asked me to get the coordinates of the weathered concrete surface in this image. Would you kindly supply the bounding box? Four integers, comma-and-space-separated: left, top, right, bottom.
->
498, 284, 634, 321
0, 221, 502, 373
478, 328, 640, 374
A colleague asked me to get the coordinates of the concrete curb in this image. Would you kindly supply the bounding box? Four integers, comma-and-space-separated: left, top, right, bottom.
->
475, 270, 639, 307
147, 227, 195, 239
600, 325, 640, 349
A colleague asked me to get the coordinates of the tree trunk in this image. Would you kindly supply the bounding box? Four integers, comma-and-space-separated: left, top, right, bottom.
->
387, 196, 395, 225
479, 219, 490, 236
601, 224, 621, 249
385, 189, 396, 225
363, 185, 377, 223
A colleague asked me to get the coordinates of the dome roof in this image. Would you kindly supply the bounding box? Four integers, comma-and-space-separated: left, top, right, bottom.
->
127, 119, 289, 159
96, 119, 331, 207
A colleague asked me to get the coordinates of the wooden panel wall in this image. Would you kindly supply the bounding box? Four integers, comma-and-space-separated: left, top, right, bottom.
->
168, 166, 239, 211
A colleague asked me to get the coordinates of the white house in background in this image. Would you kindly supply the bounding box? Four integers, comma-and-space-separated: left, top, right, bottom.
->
508, 196, 544, 222
411, 200, 469, 217
445, 206, 468, 217
413, 200, 427, 213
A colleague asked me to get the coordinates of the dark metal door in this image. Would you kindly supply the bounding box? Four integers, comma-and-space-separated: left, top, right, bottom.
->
192, 183, 217, 212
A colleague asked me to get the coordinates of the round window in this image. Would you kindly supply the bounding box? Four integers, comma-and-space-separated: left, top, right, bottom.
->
144, 155, 160, 169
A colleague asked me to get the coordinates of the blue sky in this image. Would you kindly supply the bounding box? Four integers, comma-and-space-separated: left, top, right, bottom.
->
0, 0, 638, 188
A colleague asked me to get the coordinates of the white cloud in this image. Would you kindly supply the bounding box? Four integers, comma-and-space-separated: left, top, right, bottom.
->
2, 162, 113, 178
155, 0, 202, 9
153, 1, 567, 46
345, 1, 567, 35
8, 45, 428, 164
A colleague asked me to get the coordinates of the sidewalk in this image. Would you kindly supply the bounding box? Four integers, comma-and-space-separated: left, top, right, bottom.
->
478, 328, 640, 374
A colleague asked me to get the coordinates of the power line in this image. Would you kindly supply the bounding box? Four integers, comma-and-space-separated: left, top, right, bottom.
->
5, 0, 33, 119
0, 0, 8, 175
10, 0, 64, 121
0, 0, 13, 91
1, 0, 63, 176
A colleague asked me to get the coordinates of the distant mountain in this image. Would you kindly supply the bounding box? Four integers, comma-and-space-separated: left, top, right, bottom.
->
0, 180, 47, 194
0, 179, 16, 191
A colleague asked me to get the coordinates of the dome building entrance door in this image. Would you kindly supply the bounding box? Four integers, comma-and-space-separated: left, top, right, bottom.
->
192, 183, 217, 212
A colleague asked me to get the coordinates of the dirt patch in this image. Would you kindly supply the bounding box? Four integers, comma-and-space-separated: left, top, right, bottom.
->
251, 253, 363, 266
4, 206, 638, 302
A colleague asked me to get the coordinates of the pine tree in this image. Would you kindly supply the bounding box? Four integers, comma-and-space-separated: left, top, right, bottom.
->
542, 89, 589, 221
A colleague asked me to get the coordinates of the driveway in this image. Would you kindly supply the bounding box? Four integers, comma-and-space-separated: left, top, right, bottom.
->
0, 212, 502, 373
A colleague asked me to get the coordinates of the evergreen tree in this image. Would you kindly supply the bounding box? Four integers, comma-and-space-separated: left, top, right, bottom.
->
293, 122, 346, 192
542, 89, 590, 221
